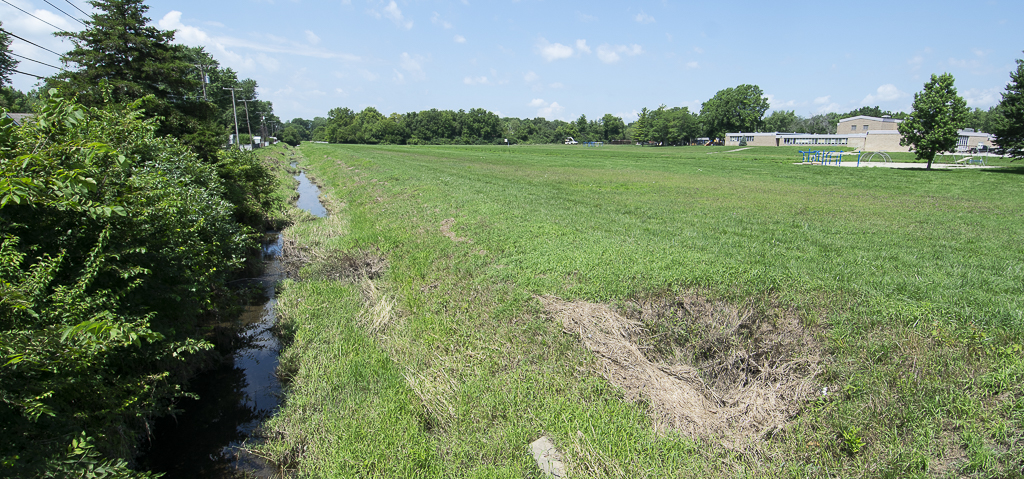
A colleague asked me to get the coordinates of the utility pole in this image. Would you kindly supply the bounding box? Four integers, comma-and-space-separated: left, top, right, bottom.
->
239, 99, 254, 150
260, 114, 267, 148
194, 64, 212, 100
223, 87, 241, 151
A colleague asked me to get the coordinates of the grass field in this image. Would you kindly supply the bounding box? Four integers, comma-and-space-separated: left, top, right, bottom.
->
257, 143, 1024, 478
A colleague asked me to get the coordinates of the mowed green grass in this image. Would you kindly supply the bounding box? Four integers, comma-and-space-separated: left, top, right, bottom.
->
261, 143, 1024, 478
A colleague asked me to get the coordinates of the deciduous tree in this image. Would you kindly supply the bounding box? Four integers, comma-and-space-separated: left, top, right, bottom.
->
898, 73, 968, 169
699, 84, 770, 139
601, 113, 625, 141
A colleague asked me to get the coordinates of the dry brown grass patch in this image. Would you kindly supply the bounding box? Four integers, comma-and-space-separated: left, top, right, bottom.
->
539, 294, 824, 446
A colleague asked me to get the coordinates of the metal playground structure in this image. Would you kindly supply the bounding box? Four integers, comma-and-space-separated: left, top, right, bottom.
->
800, 150, 853, 166
799, 150, 895, 167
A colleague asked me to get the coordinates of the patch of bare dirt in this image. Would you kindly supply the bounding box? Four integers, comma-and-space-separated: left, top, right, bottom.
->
440, 218, 473, 243
539, 294, 824, 446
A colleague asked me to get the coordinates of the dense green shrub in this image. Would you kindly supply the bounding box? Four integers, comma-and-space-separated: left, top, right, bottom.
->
0, 91, 261, 476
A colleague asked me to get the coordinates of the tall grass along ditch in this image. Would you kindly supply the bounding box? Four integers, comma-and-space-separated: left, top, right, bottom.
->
140, 155, 327, 478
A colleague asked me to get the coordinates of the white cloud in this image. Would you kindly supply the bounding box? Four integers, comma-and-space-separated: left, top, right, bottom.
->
399, 52, 426, 80
524, 71, 539, 82
908, 55, 924, 71
693, 46, 704, 54
948, 57, 986, 72
816, 102, 841, 114
431, 12, 453, 29
464, 76, 489, 85
529, 99, 564, 118
862, 84, 908, 104
157, 10, 360, 73
359, 69, 379, 81
305, 30, 320, 45
685, 61, 699, 69
635, 11, 655, 23
381, 1, 413, 29
255, 53, 280, 71
813, 95, 830, 105
962, 87, 1002, 108
596, 44, 643, 63
549, 82, 564, 89
537, 38, 574, 61
393, 70, 405, 83
765, 94, 795, 108
575, 39, 591, 54
454, 35, 466, 43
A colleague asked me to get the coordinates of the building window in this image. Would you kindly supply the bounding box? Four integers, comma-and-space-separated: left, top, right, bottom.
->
851, 125, 857, 131
863, 125, 869, 131
744, 136, 754, 142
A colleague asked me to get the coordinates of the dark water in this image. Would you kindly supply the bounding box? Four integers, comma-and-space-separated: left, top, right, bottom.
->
139, 165, 325, 478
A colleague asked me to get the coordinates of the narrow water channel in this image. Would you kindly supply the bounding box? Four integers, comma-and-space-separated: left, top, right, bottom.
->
140, 164, 326, 478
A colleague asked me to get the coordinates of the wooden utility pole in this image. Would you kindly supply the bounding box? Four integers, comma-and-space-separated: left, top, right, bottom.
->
223, 87, 241, 151
194, 64, 212, 100
239, 99, 254, 149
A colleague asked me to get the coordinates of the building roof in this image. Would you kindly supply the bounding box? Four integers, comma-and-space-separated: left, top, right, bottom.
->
726, 132, 866, 138
958, 129, 994, 138
4, 112, 36, 126
837, 115, 902, 124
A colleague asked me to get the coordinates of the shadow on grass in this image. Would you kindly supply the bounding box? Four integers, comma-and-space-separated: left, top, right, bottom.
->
979, 165, 1024, 175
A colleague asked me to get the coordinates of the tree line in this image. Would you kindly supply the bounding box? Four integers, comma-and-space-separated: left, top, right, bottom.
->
1, 1, 282, 476
275, 82, 1009, 148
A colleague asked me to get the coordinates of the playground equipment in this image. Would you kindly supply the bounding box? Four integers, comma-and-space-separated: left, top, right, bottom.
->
799, 150, 847, 165
584, 141, 604, 147
861, 151, 892, 165
940, 150, 986, 166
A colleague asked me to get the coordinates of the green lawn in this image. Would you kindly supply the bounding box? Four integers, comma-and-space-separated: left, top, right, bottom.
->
258, 143, 1024, 478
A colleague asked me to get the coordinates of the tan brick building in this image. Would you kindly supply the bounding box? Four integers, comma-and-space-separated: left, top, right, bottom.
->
836, 115, 901, 133
725, 115, 996, 152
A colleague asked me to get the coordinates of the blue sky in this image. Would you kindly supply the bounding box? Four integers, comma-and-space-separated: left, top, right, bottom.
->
3, 0, 1023, 123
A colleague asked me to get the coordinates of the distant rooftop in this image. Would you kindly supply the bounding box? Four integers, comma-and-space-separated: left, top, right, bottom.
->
837, 115, 902, 123
4, 112, 36, 126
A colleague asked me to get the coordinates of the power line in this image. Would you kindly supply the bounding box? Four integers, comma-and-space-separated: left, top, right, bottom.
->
1, 0, 69, 33
63, 0, 88, 17
10, 52, 62, 70
0, 28, 63, 56
42, 0, 86, 27
13, 69, 46, 80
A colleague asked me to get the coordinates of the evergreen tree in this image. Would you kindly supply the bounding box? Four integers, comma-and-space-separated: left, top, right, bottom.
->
0, 21, 16, 88
53, 0, 223, 158
991, 56, 1024, 160
632, 107, 651, 144
898, 73, 968, 169
55, 0, 194, 104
